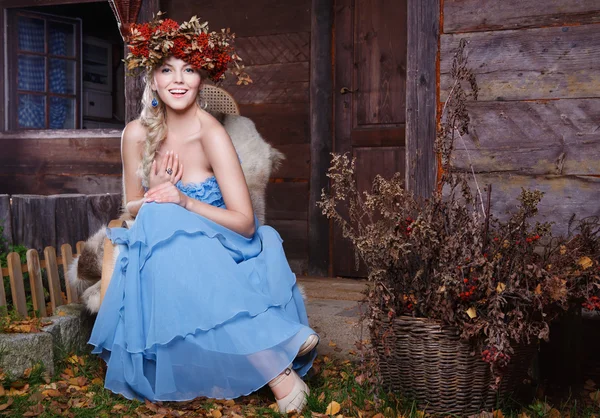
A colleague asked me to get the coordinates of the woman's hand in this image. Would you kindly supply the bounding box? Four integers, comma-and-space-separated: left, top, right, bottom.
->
144, 182, 189, 208
148, 150, 183, 189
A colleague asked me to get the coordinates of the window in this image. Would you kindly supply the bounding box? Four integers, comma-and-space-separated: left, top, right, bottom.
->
6, 10, 81, 130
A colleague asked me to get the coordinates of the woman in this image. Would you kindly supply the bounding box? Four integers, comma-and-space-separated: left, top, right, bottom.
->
88, 15, 318, 413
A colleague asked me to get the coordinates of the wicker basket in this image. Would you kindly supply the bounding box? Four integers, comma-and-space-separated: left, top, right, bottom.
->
373, 316, 537, 415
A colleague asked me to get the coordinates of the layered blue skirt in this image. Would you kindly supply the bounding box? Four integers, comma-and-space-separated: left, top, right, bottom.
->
88, 202, 316, 401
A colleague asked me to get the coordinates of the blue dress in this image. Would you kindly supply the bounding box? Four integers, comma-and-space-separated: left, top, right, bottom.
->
88, 176, 317, 402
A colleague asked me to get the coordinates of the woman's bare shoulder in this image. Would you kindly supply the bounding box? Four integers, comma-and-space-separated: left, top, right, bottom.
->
122, 119, 147, 145
199, 112, 230, 145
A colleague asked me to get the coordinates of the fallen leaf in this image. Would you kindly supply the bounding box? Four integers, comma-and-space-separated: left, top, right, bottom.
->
548, 408, 561, 418
493, 411, 505, 418
326, 401, 341, 415
579, 256, 593, 270
0, 398, 13, 411
534, 284, 542, 295
328, 341, 337, 348
211, 410, 222, 418
268, 403, 279, 412
496, 282, 506, 293
42, 389, 62, 398
466, 307, 477, 319
23, 403, 44, 417
28, 391, 44, 402
91, 377, 104, 385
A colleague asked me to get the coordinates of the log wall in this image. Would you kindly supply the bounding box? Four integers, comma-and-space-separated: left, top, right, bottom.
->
441, 1, 600, 235
0, 130, 123, 195
163, 0, 311, 272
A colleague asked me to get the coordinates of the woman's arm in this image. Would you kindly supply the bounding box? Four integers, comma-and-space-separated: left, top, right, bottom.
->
121, 120, 146, 217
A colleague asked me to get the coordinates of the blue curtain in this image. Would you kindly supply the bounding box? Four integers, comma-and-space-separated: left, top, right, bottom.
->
17, 17, 69, 129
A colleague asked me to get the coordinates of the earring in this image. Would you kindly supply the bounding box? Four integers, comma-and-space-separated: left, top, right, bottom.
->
151, 96, 159, 108
199, 90, 208, 110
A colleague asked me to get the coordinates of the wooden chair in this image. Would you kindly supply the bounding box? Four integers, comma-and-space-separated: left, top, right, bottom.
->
100, 86, 244, 303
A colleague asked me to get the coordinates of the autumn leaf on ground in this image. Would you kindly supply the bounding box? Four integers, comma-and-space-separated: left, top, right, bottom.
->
466, 307, 477, 319
326, 401, 341, 415
22, 403, 44, 417
0, 397, 13, 411
496, 282, 506, 293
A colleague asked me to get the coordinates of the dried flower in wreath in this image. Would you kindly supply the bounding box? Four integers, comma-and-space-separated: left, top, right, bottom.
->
124, 12, 252, 85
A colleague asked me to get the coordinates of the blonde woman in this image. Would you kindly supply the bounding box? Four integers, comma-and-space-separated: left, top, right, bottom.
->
88, 15, 318, 413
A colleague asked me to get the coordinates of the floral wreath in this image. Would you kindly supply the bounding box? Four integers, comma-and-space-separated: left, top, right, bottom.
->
124, 12, 252, 85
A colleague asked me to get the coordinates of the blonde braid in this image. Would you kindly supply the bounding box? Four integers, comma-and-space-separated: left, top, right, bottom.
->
138, 73, 168, 188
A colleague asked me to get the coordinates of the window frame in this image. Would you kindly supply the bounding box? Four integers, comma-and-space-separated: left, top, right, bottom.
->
6, 8, 82, 130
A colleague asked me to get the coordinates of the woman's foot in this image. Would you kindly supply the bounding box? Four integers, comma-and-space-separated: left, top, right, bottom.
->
268, 367, 309, 413
297, 333, 319, 357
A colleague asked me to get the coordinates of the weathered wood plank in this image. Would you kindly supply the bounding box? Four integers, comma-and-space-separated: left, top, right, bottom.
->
269, 220, 307, 260
223, 62, 310, 105
235, 33, 310, 66
309, 0, 333, 277
239, 103, 309, 145
44, 246, 64, 313
86, 194, 123, 236
452, 99, 600, 175
441, 25, 600, 101
464, 174, 600, 236
61, 243, 78, 304
0, 195, 12, 250
0, 174, 122, 195
406, 0, 439, 198
266, 182, 309, 221
52, 194, 89, 250
0, 275, 5, 306
444, 0, 600, 33
0, 133, 121, 177
11, 195, 56, 253
356, 0, 407, 126
272, 144, 310, 179
164, 0, 311, 37
7, 252, 27, 317
26, 249, 47, 317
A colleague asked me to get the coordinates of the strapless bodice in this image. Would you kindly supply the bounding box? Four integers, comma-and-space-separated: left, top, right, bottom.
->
175, 176, 225, 208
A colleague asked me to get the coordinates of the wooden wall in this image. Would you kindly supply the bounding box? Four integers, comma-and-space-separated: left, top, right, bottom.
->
0, 130, 122, 195
441, 1, 600, 235
162, 0, 311, 273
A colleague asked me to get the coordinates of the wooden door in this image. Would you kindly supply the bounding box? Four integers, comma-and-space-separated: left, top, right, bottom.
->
332, 0, 407, 277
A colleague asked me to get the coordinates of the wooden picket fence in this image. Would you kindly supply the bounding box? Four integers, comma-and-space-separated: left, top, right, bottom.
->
0, 241, 85, 318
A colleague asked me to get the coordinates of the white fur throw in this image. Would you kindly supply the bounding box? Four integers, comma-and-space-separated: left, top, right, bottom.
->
68, 114, 285, 313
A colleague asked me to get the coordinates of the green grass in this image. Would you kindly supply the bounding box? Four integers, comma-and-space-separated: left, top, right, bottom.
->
0, 352, 599, 418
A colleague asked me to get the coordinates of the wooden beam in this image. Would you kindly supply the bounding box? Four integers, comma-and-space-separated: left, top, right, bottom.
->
308, 0, 333, 277
124, 0, 159, 123
405, 0, 439, 198
444, 0, 600, 33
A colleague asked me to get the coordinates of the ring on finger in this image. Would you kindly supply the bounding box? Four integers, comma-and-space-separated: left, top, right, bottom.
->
166, 167, 173, 175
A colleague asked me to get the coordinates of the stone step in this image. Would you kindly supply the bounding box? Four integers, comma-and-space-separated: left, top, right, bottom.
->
298, 276, 369, 358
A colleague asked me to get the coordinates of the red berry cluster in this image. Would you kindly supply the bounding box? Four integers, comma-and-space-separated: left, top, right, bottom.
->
396, 217, 414, 236
459, 277, 477, 301
525, 234, 541, 244
481, 347, 510, 368
583, 296, 600, 311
